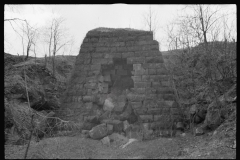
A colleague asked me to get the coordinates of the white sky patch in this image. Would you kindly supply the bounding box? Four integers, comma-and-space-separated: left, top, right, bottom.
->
4, 4, 236, 57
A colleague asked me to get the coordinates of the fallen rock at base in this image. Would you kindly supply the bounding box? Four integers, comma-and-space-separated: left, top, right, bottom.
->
194, 127, 204, 136
103, 98, 115, 111
204, 109, 223, 130
101, 136, 110, 146
89, 123, 108, 140
176, 122, 184, 131
102, 119, 124, 133
109, 133, 129, 147
204, 84, 236, 130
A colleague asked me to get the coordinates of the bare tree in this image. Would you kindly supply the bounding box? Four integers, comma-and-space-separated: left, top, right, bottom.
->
143, 6, 159, 39
165, 5, 236, 107
44, 16, 71, 76
21, 22, 38, 60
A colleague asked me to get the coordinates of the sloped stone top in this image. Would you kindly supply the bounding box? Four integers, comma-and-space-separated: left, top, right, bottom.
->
87, 27, 152, 37
91, 27, 148, 32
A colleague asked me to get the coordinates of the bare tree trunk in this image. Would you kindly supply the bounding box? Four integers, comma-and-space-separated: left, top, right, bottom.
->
45, 54, 47, 67
52, 55, 55, 77
34, 44, 36, 65
175, 37, 178, 50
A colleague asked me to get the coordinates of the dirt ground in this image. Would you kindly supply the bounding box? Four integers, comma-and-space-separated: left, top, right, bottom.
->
5, 130, 236, 159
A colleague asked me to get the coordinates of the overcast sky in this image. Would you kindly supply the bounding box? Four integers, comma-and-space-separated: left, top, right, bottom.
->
4, 4, 236, 57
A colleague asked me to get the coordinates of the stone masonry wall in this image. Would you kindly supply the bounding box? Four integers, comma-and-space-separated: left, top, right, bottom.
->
59, 28, 182, 131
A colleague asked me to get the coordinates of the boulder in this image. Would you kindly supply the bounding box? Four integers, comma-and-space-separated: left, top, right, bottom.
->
194, 127, 204, 136
204, 108, 223, 130
176, 122, 184, 131
89, 123, 108, 140
109, 133, 129, 147
103, 98, 115, 111
102, 119, 124, 133
204, 84, 236, 130
101, 136, 110, 146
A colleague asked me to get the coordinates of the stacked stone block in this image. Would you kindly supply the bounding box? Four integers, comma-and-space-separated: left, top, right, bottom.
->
60, 28, 182, 130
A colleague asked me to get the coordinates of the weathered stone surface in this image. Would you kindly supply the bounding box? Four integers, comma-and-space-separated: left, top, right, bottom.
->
109, 133, 129, 146
131, 102, 142, 109
102, 119, 123, 133
143, 100, 158, 108
176, 122, 184, 131
82, 95, 96, 102
130, 88, 145, 94
194, 126, 204, 136
103, 98, 115, 111
101, 136, 110, 146
127, 93, 145, 102
131, 76, 142, 82
146, 56, 164, 63
89, 123, 108, 140
163, 94, 175, 100
133, 108, 147, 115
171, 107, 180, 115
134, 82, 151, 88
139, 115, 153, 122
147, 108, 162, 115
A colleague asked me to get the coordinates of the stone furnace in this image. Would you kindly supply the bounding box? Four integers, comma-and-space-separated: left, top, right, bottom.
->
59, 27, 182, 131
